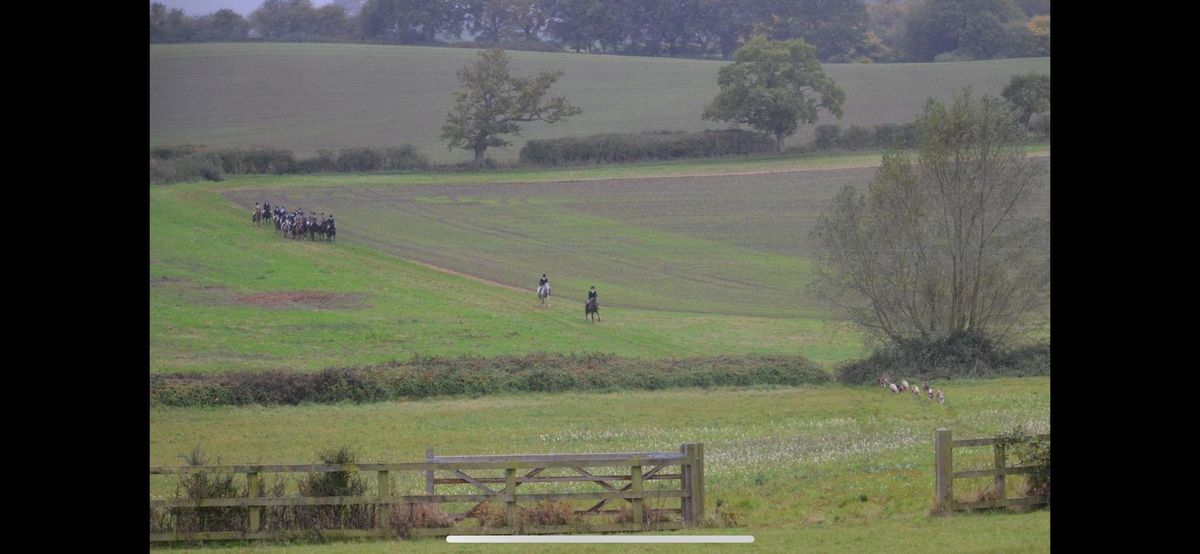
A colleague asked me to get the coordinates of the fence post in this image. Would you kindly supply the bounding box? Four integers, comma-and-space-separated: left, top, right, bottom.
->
935, 428, 953, 511
686, 443, 696, 525
377, 470, 391, 529
994, 442, 1007, 505
631, 464, 644, 528
247, 471, 260, 534
426, 448, 435, 495
681, 443, 705, 524
693, 444, 705, 523
505, 467, 518, 533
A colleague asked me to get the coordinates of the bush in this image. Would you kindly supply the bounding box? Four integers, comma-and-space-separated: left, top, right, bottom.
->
873, 123, 917, 149
834, 331, 1050, 384
295, 149, 338, 173
521, 500, 580, 526
335, 147, 383, 172
164, 446, 245, 534
996, 427, 1051, 504
389, 503, 454, 537
813, 125, 841, 150
471, 502, 508, 528
1030, 113, 1050, 138
215, 147, 296, 174
149, 152, 225, 184
382, 145, 430, 170
841, 125, 875, 150
296, 446, 373, 530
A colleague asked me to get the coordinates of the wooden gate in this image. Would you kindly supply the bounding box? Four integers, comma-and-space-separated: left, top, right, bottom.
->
150, 443, 705, 542
934, 428, 1049, 511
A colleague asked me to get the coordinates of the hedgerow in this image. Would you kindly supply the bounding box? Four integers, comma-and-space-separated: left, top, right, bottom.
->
150, 353, 829, 407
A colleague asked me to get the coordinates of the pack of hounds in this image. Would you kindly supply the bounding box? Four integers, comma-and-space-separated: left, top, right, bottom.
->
252, 201, 336, 241
878, 376, 945, 404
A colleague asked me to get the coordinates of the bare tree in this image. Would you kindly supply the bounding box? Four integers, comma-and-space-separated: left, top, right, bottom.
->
813, 87, 1048, 343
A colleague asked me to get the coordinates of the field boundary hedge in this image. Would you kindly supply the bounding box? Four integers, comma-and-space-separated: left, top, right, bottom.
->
519, 129, 776, 165
150, 145, 430, 184
150, 353, 829, 407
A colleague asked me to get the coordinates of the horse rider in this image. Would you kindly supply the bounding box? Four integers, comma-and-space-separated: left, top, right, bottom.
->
539, 274, 550, 290
587, 286, 598, 305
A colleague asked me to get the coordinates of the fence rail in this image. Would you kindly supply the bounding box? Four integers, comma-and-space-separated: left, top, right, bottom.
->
934, 429, 1049, 512
150, 443, 704, 543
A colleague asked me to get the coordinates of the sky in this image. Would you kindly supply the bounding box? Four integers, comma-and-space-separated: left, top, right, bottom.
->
153, 1, 335, 17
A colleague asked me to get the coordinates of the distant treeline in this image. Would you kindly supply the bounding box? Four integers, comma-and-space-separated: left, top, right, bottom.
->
151, 0, 1050, 63
148, 117, 1048, 184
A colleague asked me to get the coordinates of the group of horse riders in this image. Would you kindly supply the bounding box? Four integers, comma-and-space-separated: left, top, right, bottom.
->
539, 274, 599, 320
253, 201, 336, 241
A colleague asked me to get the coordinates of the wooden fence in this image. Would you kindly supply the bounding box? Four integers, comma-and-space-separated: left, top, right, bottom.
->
934, 428, 1049, 511
150, 443, 704, 543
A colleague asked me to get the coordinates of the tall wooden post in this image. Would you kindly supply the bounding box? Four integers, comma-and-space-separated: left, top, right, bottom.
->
935, 428, 953, 510
631, 465, 644, 528
994, 443, 1007, 504
505, 467, 518, 533
425, 448, 435, 495
247, 472, 260, 534
681, 443, 705, 524
693, 443, 705, 523
377, 470, 391, 529
680, 444, 693, 525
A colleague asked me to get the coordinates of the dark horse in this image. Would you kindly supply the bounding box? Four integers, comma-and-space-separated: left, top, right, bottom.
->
585, 298, 599, 322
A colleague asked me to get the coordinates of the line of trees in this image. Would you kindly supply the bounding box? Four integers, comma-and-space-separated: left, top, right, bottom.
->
150, 0, 1050, 63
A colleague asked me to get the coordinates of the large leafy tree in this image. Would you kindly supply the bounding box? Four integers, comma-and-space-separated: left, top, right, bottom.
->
813, 87, 1049, 343
767, 0, 873, 62
441, 48, 582, 166
360, 0, 464, 43
250, 0, 318, 39
1002, 73, 1050, 130
703, 36, 845, 152
903, 0, 1031, 61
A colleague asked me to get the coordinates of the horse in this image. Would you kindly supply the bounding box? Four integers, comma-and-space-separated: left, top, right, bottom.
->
252, 206, 262, 226
585, 297, 599, 322
324, 221, 336, 242
538, 284, 551, 306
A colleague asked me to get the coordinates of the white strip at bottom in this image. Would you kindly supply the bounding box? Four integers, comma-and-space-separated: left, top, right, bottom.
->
446, 535, 754, 543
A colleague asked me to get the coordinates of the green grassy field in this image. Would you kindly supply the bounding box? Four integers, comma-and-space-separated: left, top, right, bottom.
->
150, 42, 1049, 163
151, 150, 1047, 373
151, 41, 1052, 551
151, 378, 1050, 552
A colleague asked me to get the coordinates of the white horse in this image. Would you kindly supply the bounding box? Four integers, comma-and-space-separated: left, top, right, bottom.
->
538, 283, 551, 306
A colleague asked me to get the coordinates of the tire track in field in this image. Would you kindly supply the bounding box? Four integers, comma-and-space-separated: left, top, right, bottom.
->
531, 150, 1049, 184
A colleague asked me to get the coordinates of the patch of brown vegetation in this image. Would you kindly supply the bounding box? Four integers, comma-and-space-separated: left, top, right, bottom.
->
234, 291, 361, 309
